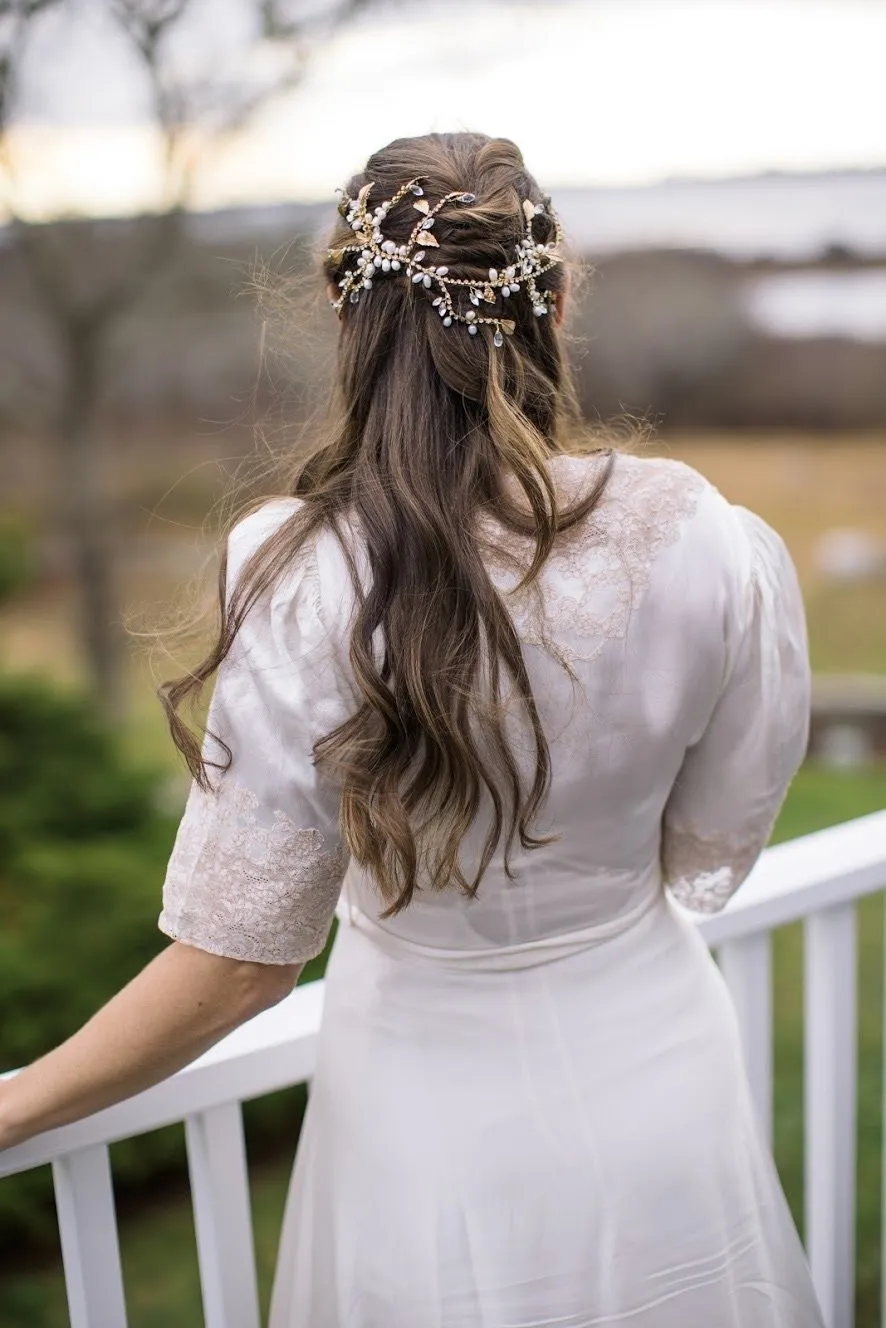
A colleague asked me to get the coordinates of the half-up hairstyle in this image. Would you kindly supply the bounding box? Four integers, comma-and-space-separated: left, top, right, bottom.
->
161, 131, 615, 916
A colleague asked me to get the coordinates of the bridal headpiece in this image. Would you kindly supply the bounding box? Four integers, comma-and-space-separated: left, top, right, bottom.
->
327, 177, 564, 347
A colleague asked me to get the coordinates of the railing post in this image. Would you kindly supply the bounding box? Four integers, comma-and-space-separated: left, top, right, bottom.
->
52, 1145, 128, 1327
717, 933, 774, 1146
185, 1102, 261, 1328
804, 903, 857, 1328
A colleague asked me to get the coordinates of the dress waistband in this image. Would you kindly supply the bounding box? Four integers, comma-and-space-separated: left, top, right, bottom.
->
334, 883, 663, 972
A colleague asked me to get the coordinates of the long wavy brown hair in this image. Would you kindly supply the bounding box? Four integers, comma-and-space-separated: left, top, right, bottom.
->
161, 131, 617, 916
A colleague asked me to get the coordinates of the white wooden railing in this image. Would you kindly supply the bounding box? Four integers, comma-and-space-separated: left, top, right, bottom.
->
2, 809, 885, 1328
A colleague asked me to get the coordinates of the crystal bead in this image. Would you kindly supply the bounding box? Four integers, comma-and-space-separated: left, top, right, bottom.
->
436, 266, 449, 276
459, 193, 476, 203
349, 291, 359, 303
493, 329, 504, 347
410, 183, 424, 195
414, 251, 426, 262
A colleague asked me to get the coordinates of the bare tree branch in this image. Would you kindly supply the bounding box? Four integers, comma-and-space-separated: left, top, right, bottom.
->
0, 0, 394, 707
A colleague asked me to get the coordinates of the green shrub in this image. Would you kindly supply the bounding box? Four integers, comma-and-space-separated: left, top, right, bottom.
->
0, 676, 179, 1245
0, 674, 330, 1254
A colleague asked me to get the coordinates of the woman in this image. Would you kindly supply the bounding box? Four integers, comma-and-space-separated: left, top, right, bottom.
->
0, 133, 823, 1327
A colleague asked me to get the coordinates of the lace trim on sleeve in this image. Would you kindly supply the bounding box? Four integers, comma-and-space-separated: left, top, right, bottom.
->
661, 817, 778, 914
159, 780, 349, 965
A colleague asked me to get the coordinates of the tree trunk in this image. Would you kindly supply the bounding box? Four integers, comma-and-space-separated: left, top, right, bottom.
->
57, 319, 124, 716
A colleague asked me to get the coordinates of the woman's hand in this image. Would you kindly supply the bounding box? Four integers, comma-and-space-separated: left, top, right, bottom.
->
0, 941, 301, 1151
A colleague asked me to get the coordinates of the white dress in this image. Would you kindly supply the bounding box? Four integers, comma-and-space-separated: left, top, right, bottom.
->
158, 451, 824, 1328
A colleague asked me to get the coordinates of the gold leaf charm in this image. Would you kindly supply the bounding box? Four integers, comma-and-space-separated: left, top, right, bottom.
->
328, 249, 345, 265
412, 199, 430, 214
501, 319, 516, 335
522, 198, 536, 223
358, 182, 373, 204
416, 231, 439, 247
482, 285, 495, 302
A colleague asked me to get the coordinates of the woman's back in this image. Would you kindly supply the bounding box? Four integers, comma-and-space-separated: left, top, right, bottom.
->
156, 131, 821, 1327
190, 448, 806, 959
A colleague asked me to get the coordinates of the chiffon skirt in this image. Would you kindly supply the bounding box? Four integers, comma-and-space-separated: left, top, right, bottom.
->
268, 890, 825, 1327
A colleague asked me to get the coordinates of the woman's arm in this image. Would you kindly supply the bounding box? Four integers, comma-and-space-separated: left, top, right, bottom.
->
0, 941, 301, 1150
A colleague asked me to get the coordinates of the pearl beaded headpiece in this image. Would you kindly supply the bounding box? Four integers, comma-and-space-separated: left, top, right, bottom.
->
328, 177, 564, 347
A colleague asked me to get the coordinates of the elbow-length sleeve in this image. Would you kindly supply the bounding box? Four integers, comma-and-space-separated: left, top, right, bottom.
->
158, 502, 352, 964
661, 505, 811, 914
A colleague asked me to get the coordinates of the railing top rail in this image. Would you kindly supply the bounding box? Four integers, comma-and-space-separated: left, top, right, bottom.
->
2, 808, 884, 1179
0, 981, 325, 1180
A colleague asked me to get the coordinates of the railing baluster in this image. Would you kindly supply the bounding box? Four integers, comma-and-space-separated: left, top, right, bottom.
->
185, 1102, 261, 1328
717, 933, 774, 1146
52, 1145, 128, 1327
804, 903, 857, 1328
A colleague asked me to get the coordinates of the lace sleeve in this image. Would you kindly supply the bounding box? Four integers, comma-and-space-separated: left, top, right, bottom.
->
661, 506, 810, 914
159, 781, 348, 964
158, 501, 353, 965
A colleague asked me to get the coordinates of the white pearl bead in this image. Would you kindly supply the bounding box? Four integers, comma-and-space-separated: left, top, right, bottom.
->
391, 260, 401, 270
381, 259, 391, 272
373, 256, 383, 268
443, 316, 452, 326
468, 324, 478, 335
423, 275, 432, 287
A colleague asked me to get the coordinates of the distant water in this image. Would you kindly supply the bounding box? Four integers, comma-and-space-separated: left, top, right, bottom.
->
551, 172, 886, 261
744, 270, 886, 341
188, 171, 886, 340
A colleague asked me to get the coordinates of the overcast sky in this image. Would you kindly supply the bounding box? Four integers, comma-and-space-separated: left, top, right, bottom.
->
6, 0, 886, 218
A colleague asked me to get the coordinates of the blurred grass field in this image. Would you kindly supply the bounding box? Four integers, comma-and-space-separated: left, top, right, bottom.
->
3, 431, 886, 711
1, 431, 885, 1325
